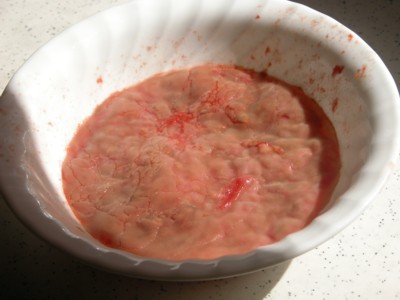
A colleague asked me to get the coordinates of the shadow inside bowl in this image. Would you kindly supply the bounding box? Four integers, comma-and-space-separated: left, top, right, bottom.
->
0, 198, 290, 299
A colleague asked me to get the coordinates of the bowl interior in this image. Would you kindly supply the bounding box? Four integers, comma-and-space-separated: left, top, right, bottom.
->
1, 0, 399, 280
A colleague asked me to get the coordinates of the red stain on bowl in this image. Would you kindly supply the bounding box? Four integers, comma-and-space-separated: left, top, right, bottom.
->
96, 76, 103, 84
255, 15, 260, 20
192, 30, 202, 41
14, 125, 22, 134
355, 65, 367, 78
331, 98, 339, 113
347, 34, 353, 41
332, 65, 344, 77
310, 19, 319, 27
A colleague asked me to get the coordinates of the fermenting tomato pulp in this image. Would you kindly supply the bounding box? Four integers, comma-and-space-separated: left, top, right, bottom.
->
62, 64, 340, 260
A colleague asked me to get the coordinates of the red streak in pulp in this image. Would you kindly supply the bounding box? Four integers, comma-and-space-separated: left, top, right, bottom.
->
219, 177, 253, 209
159, 111, 194, 133
199, 81, 221, 108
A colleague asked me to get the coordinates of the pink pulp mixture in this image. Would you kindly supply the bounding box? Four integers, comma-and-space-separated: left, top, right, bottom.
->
62, 64, 340, 260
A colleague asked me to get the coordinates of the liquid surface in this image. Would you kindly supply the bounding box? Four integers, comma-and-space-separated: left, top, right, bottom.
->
62, 64, 340, 260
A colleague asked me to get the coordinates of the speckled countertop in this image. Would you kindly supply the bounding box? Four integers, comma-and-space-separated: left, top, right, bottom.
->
1, 0, 399, 299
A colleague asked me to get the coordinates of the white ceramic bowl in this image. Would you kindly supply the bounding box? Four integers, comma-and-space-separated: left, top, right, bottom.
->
0, 0, 399, 281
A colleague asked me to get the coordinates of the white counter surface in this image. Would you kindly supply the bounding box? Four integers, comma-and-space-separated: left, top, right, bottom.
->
1, 0, 399, 299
